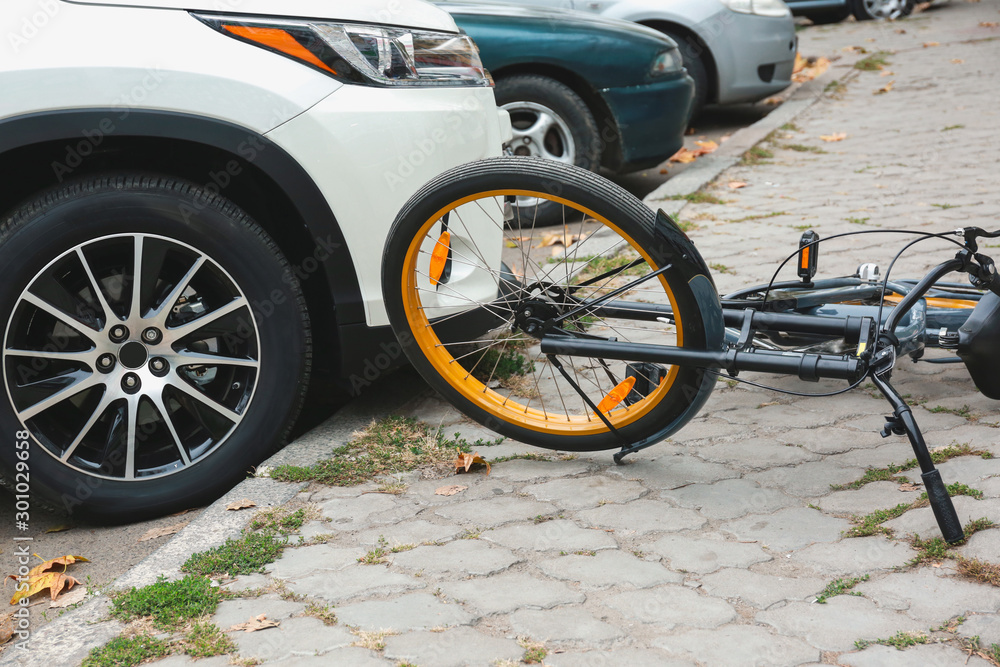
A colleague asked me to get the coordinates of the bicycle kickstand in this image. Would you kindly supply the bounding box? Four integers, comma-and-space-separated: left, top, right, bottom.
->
869, 371, 965, 544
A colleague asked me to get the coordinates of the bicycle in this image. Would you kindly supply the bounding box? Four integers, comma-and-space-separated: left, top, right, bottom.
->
381, 156, 1000, 545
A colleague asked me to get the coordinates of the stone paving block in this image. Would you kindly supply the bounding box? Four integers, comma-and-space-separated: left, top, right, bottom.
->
783, 427, 885, 455
299, 520, 339, 541
614, 454, 739, 490
538, 549, 683, 589
603, 587, 736, 629
438, 571, 585, 614
398, 394, 465, 427
855, 567, 1000, 622
653, 625, 820, 666
694, 438, 821, 470
957, 614, 1000, 647
212, 596, 305, 630
267, 649, 391, 666
713, 404, 839, 428
699, 568, 826, 608
147, 657, 231, 667
828, 442, 915, 470
790, 536, 916, 577
433, 496, 557, 526
922, 424, 1000, 451
232, 617, 354, 662
488, 458, 592, 481
382, 627, 523, 667
482, 519, 617, 552
575, 499, 706, 534
508, 607, 623, 645
721, 507, 852, 551
335, 593, 474, 632
221, 572, 270, 593
390, 539, 520, 576
649, 535, 772, 574
268, 544, 362, 579
401, 477, 513, 505
883, 496, 1000, 538
748, 460, 866, 498
818, 481, 922, 514
663, 418, 739, 443
959, 528, 1000, 566
936, 456, 1000, 486
839, 643, 993, 667
521, 475, 646, 510
546, 648, 695, 667
661, 478, 796, 520
756, 596, 924, 652
353, 519, 463, 548
319, 494, 398, 528
285, 564, 422, 604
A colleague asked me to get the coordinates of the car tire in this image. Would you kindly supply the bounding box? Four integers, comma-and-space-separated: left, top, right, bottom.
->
657, 29, 708, 120
494, 74, 601, 227
852, 0, 913, 20
0, 174, 310, 522
805, 6, 852, 23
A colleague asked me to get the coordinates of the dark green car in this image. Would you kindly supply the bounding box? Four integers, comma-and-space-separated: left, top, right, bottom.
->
439, 2, 694, 222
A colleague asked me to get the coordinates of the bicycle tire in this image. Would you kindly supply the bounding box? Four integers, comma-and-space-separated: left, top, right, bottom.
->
381, 157, 718, 451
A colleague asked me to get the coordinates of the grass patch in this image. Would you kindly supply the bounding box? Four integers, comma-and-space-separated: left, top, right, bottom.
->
81, 635, 171, 667
782, 143, 827, 154
908, 518, 994, 567
956, 556, 1000, 587
846, 216, 870, 225
942, 124, 965, 131
352, 629, 396, 651
740, 146, 773, 166
729, 211, 788, 223
270, 417, 498, 487
781, 122, 801, 132
519, 638, 547, 664
676, 219, 699, 233
183, 622, 236, 659
815, 574, 869, 603
855, 631, 927, 650
921, 482, 983, 501
182, 530, 286, 576
668, 192, 726, 205
928, 404, 970, 417
246, 507, 310, 535
845, 503, 912, 538
305, 602, 338, 626
825, 80, 847, 97
709, 263, 732, 274
110, 575, 221, 630
832, 443, 991, 491
855, 51, 892, 71
491, 453, 549, 463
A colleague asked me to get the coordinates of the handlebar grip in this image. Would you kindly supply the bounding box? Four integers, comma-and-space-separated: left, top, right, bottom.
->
922, 469, 965, 544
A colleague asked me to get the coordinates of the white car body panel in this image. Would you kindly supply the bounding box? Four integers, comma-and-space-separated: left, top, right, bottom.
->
63, 0, 460, 32
267, 85, 505, 326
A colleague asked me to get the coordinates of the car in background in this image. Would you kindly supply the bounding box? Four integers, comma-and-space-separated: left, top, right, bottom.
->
0, 0, 507, 521
449, 0, 797, 117
442, 2, 694, 223
785, 0, 912, 23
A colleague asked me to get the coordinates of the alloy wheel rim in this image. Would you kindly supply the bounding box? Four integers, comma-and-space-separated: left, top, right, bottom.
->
3, 233, 260, 481
501, 101, 577, 209
864, 0, 907, 19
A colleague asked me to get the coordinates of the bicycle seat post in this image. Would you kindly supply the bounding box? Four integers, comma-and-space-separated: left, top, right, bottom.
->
868, 371, 965, 544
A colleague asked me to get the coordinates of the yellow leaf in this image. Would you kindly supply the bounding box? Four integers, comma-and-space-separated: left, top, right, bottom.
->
435, 485, 468, 496
28, 554, 89, 578
951, 59, 964, 64
923, 41, 940, 48
874, 81, 894, 95
9, 571, 81, 605
820, 133, 848, 142
44, 525, 72, 534
226, 498, 257, 511
454, 450, 491, 476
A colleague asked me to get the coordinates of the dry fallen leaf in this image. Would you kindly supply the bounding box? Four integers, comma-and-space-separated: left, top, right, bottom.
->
228, 614, 280, 633
879, 70, 895, 77
454, 450, 491, 476
669, 140, 718, 164
727, 181, 748, 190
435, 485, 468, 496
0, 612, 13, 646
895, 28, 907, 34
658, 167, 669, 175
820, 133, 848, 142
923, 41, 940, 48
138, 521, 189, 543
49, 586, 86, 609
899, 483, 921, 492
980, 21, 999, 28
874, 81, 894, 95
226, 498, 257, 511
44, 525, 72, 534
843, 45, 868, 54
792, 56, 830, 83
7, 571, 81, 605
951, 58, 965, 64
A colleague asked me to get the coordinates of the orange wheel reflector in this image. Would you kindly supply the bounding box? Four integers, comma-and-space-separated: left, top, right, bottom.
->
596, 377, 636, 415
429, 231, 451, 286
800, 246, 811, 270
223, 25, 338, 75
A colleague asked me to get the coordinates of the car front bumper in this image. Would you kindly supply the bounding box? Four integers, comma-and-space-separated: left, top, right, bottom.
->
706, 12, 797, 105
600, 72, 695, 173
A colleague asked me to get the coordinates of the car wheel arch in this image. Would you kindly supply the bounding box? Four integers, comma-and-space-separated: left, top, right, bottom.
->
0, 109, 360, 383
490, 64, 624, 171
638, 20, 718, 104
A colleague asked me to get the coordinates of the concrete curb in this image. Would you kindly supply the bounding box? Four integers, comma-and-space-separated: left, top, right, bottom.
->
1, 376, 425, 667
644, 65, 861, 211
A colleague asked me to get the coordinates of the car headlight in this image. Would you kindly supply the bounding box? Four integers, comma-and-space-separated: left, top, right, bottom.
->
650, 49, 684, 77
195, 14, 493, 87
720, 0, 791, 18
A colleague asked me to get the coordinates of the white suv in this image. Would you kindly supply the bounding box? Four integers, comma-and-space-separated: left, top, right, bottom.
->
0, 0, 508, 521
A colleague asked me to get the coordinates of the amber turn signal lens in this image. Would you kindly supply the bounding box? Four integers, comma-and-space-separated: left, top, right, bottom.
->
222, 25, 337, 75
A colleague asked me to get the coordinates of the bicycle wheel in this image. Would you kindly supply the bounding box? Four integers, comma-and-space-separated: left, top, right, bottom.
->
382, 157, 720, 451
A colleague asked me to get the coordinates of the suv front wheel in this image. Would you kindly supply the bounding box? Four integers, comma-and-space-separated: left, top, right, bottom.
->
0, 175, 310, 522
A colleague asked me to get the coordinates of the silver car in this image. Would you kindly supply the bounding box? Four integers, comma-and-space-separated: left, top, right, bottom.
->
458, 0, 797, 115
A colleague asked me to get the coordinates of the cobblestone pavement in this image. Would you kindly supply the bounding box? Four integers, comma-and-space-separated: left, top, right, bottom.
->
11, 4, 1000, 667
